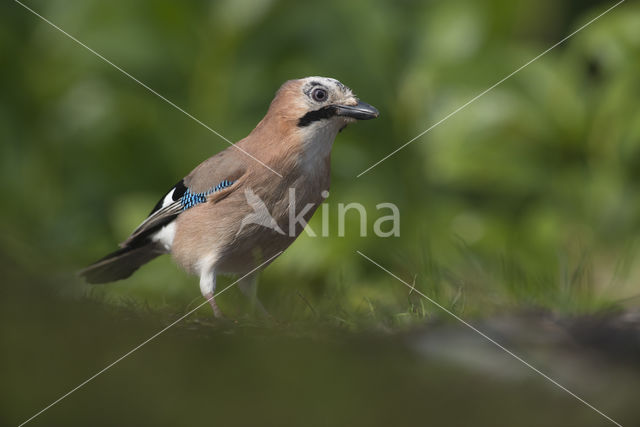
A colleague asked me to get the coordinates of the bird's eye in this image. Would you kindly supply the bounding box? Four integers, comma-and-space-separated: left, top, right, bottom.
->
311, 87, 327, 102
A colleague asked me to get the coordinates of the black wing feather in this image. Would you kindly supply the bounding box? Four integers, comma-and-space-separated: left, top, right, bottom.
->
122, 179, 187, 246
147, 179, 187, 216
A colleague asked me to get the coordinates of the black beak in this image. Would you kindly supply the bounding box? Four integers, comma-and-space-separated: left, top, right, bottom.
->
334, 100, 379, 120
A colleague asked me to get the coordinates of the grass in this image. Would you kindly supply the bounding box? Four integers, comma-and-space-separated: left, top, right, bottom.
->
50, 235, 633, 334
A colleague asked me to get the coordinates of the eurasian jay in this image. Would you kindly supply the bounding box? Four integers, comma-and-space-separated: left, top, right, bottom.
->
80, 76, 379, 316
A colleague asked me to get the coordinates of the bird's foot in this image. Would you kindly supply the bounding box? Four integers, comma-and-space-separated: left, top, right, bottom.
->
203, 292, 224, 318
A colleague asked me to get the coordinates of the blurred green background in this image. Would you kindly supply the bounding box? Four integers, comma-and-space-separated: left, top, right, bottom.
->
2, 0, 640, 425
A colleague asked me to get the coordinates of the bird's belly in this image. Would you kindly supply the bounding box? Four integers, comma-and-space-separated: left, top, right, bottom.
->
171, 185, 323, 276
215, 229, 297, 274
216, 196, 321, 273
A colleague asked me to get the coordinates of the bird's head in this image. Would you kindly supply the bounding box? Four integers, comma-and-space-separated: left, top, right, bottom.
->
245, 77, 378, 171
268, 76, 379, 133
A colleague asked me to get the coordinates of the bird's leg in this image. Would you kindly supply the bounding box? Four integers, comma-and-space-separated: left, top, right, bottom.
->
238, 275, 269, 317
203, 292, 223, 318
200, 268, 224, 318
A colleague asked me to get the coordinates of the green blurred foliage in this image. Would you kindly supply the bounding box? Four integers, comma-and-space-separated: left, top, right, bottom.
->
2, 0, 640, 320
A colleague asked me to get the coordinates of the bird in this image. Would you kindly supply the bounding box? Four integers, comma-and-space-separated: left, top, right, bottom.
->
79, 76, 379, 317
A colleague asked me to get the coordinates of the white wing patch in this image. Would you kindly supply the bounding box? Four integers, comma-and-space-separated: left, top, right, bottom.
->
161, 188, 176, 209
151, 222, 176, 251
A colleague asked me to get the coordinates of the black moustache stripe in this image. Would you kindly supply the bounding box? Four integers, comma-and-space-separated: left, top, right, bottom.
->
297, 106, 337, 127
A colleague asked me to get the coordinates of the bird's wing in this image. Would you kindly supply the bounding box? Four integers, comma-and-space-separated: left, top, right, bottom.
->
122, 150, 248, 246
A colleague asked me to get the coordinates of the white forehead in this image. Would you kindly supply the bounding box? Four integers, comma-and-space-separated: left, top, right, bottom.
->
300, 76, 353, 95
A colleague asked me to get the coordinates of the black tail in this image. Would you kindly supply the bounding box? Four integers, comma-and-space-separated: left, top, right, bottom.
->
79, 243, 163, 284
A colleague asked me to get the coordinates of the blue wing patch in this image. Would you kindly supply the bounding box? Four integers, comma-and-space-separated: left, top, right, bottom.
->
181, 179, 234, 211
